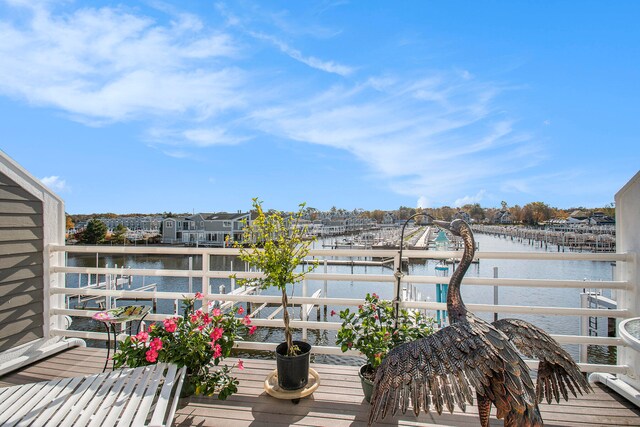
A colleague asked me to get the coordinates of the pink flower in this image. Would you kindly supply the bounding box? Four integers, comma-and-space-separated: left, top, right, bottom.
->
212, 343, 222, 358
237, 359, 244, 370
330, 310, 336, 317
150, 337, 163, 351
212, 308, 222, 317
135, 331, 149, 342
210, 327, 224, 342
197, 325, 205, 331
163, 318, 177, 333
190, 314, 199, 323
374, 314, 379, 320
195, 292, 204, 299
358, 305, 363, 310
145, 349, 158, 363
372, 293, 379, 299
238, 306, 244, 315
242, 315, 251, 326
202, 314, 212, 325
249, 325, 257, 335
347, 342, 353, 349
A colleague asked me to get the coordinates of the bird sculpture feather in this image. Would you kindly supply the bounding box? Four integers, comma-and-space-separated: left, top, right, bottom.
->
368, 219, 591, 426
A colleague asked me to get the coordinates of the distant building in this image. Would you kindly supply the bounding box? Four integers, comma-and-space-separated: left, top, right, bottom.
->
98, 216, 163, 233
493, 210, 513, 224
161, 212, 251, 246
453, 211, 471, 223
588, 212, 615, 226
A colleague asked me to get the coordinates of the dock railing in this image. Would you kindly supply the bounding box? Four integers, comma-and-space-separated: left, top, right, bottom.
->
47, 245, 634, 377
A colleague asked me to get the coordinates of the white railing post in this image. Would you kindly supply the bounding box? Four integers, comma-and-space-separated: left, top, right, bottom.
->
302, 278, 308, 340
493, 267, 499, 322
203, 250, 210, 311
393, 251, 402, 312
188, 256, 193, 294
615, 171, 640, 389
323, 260, 328, 318
230, 260, 235, 292
580, 292, 589, 363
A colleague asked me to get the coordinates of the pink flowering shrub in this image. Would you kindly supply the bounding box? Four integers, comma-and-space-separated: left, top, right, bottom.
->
113, 296, 255, 399
335, 293, 434, 373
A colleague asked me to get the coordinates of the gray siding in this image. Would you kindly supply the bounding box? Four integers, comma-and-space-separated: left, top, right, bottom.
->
0, 171, 44, 352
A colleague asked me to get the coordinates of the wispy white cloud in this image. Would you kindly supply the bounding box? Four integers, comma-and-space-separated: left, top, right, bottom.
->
417, 196, 429, 208
0, 1, 543, 206
40, 175, 69, 192
248, 31, 353, 76
0, 2, 244, 124
147, 126, 250, 147
251, 73, 539, 205
454, 190, 486, 207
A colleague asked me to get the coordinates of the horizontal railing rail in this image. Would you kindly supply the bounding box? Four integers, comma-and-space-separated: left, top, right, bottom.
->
49, 245, 635, 377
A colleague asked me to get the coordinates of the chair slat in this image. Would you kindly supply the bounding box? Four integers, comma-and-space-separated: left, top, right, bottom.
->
103, 365, 155, 427
0, 362, 184, 427
87, 369, 131, 427
118, 364, 165, 427
0, 382, 47, 425
4, 377, 70, 427
31, 376, 85, 426
73, 369, 127, 427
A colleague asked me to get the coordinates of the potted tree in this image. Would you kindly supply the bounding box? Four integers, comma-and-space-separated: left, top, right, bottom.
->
335, 293, 435, 402
234, 199, 317, 391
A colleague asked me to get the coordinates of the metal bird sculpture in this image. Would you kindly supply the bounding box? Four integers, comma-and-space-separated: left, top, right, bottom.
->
369, 219, 591, 426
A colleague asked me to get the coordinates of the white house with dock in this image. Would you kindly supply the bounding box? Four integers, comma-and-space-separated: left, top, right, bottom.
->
161, 212, 251, 246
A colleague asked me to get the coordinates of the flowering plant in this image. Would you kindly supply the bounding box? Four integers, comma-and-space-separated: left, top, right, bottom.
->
335, 293, 434, 375
112, 294, 256, 399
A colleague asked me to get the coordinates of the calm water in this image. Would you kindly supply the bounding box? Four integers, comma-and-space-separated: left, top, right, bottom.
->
66, 233, 615, 364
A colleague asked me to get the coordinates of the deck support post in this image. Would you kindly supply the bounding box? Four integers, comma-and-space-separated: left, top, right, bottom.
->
614, 171, 640, 390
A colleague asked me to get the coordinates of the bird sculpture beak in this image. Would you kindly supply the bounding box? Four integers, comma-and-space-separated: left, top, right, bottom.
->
432, 220, 452, 231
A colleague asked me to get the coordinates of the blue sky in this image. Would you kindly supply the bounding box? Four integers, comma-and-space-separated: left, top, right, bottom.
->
1, 1, 638, 214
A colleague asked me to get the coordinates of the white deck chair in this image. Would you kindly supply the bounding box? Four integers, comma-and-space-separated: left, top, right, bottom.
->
0, 362, 186, 427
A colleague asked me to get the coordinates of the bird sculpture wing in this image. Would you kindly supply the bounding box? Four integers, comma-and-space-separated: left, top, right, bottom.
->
369, 314, 537, 425
493, 318, 592, 404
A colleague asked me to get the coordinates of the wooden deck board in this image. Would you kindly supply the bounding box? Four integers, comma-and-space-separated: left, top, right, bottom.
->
1, 347, 638, 426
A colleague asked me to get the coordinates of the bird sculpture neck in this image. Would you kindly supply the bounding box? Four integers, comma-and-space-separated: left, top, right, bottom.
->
447, 222, 474, 323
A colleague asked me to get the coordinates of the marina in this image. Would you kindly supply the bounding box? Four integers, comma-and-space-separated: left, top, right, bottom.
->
473, 224, 616, 252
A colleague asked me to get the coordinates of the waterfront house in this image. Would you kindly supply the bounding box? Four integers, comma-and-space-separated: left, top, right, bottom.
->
161, 212, 251, 246
493, 210, 513, 224
588, 211, 616, 226
98, 216, 163, 233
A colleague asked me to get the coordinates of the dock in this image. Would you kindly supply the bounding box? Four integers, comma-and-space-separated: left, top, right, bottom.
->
473, 225, 616, 252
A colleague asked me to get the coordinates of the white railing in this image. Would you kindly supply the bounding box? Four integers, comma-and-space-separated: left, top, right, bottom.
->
48, 245, 635, 375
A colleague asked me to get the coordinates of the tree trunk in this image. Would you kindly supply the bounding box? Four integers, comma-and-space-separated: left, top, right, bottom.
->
281, 290, 294, 355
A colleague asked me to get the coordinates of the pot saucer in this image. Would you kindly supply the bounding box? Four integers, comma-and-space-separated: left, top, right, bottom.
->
264, 368, 320, 400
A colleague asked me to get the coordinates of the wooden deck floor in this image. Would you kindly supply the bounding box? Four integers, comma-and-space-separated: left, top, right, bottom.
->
1, 347, 638, 426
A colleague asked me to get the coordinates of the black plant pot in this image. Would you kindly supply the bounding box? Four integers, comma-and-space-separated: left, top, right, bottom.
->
275, 341, 312, 391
